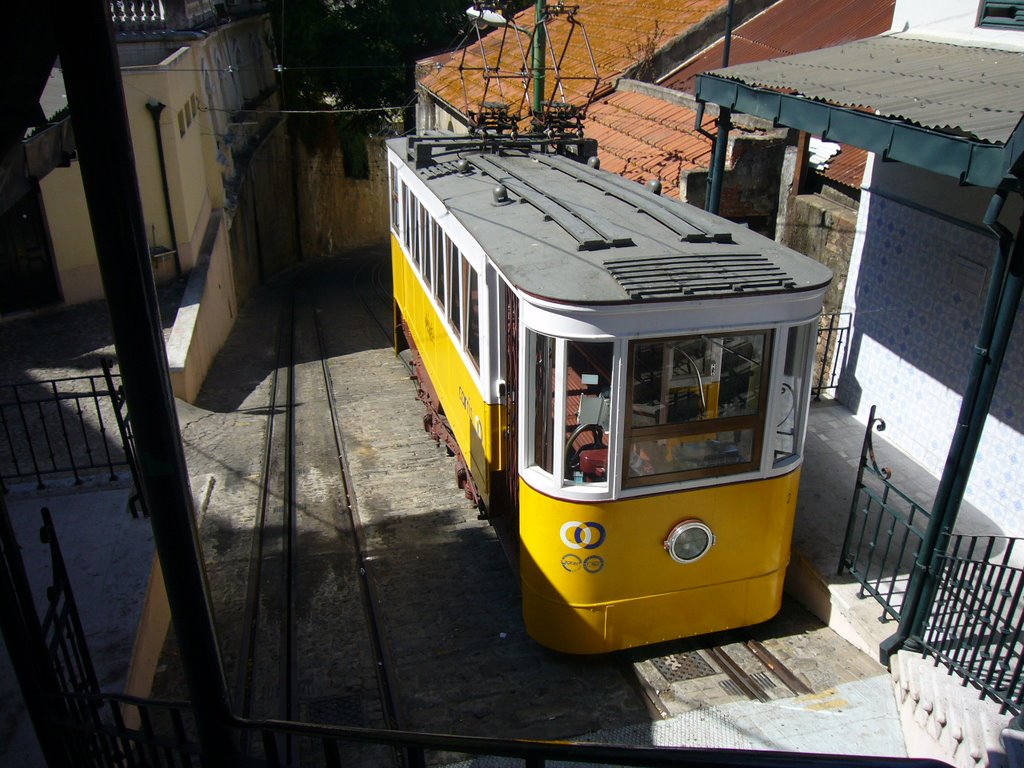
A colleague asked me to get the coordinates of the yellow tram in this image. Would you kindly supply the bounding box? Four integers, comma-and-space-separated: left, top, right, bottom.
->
388, 134, 831, 654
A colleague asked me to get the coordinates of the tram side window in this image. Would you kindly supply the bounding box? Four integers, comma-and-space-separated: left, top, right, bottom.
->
402, 187, 414, 251
624, 332, 769, 486
773, 322, 814, 465
447, 244, 461, 340
389, 168, 399, 233
530, 332, 556, 474
431, 223, 443, 301
416, 204, 429, 272
564, 341, 613, 485
463, 257, 480, 369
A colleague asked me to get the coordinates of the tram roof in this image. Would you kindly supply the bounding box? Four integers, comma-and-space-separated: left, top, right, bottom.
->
389, 136, 832, 305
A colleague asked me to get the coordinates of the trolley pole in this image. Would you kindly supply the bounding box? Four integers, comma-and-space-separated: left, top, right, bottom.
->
532, 0, 546, 118
54, 1, 240, 763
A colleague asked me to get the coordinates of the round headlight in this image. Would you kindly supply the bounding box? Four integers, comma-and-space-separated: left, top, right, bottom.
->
664, 520, 715, 564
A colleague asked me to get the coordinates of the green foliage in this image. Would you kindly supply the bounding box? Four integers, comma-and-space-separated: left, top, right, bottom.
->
268, 0, 469, 116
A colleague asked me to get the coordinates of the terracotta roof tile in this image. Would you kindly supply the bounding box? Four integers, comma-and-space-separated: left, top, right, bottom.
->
420, 0, 728, 123
821, 144, 868, 190
584, 90, 718, 198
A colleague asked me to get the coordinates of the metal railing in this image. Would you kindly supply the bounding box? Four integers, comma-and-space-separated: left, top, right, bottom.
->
839, 406, 931, 622
838, 409, 1024, 716
109, 0, 263, 32
0, 363, 145, 514
813, 311, 852, 400
42, 690, 952, 768
1, 370, 120, 488
920, 534, 1024, 716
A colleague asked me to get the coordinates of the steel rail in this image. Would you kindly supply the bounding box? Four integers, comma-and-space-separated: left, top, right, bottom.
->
706, 646, 770, 703
313, 302, 407, 749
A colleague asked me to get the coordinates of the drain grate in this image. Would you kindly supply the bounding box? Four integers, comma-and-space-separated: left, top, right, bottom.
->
651, 652, 716, 682
303, 695, 366, 727
752, 671, 777, 690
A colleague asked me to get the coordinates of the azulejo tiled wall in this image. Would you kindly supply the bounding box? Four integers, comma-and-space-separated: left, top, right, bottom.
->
837, 192, 1024, 535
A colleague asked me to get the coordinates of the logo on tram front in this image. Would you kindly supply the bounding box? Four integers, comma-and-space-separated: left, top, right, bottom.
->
559, 521, 606, 550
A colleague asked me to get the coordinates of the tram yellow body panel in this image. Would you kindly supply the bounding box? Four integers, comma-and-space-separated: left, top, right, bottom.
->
519, 470, 801, 654
391, 236, 506, 492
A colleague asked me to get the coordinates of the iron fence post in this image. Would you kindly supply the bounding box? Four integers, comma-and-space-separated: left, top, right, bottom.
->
0, 496, 75, 767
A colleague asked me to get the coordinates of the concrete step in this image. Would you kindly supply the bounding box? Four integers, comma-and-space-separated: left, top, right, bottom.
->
891, 649, 1020, 768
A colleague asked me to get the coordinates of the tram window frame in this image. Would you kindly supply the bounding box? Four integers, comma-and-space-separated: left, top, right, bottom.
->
434, 231, 447, 305
622, 331, 772, 488
563, 340, 613, 487
416, 203, 429, 272
773, 321, 814, 466
463, 256, 481, 370
402, 187, 414, 252
389, 167, 399, 233
434, 221, 446, 303
528, 331, 557, 475
447, 243, 461, 341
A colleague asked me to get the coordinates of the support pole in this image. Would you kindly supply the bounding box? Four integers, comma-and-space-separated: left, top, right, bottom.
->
54, 1, 240, 762
881, 192, 1024, 662
532, 0, 546, 118
706, 106, 731, 214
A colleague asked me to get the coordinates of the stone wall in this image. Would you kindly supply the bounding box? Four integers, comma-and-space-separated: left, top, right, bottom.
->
293, 132, 390, 261
682, 133, 790, 238
778, 191, 858, 314
228, 119, 299, 304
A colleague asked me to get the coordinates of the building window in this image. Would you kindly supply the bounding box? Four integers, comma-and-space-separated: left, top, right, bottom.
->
978, 1, 1024, 29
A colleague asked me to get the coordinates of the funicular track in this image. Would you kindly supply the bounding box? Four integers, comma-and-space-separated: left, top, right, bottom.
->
235, 287, 404, 766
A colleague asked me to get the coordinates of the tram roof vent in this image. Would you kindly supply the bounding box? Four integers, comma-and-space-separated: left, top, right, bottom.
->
604, 253, 799, 300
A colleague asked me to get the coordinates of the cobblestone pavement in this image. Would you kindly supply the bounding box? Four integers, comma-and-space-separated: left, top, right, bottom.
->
0, 278, 185, 384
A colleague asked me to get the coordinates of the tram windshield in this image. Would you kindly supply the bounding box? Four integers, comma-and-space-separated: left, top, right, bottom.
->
624, 332, 769, 486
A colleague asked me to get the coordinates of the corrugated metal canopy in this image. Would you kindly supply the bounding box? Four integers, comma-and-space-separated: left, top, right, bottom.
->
696, 35, 1024, 187
661, 0, 895, 94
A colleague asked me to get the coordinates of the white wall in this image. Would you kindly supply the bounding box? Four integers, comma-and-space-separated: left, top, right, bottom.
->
838, 157, 1024, 537
892, 0, 1024, 49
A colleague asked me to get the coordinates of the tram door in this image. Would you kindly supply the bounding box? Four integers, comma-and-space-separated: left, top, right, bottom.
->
503, 286, 520, 529
0, 191, 60, 314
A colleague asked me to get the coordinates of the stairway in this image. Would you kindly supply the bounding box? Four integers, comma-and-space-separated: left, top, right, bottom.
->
891, 649, 1023, 767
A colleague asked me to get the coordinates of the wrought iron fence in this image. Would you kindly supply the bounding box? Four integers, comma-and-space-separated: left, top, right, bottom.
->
920, 534, 1024, 716
0, 363, 143, 513
838, 406, 931, 622
813, 311, 852, 400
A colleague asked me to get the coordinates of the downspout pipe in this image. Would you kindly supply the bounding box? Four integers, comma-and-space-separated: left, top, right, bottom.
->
56, 1, 240, 763
704, 0, 735, 215
145, 100, 182, 275
706, 106, 731, 215
881, 184, 1023, 663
